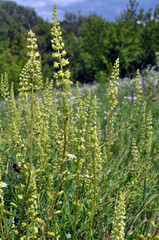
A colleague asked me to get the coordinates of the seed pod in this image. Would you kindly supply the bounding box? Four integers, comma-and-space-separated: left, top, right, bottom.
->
47, 232, 55, 237
5, 211, 16, 216
53, 210, 62, 215
10, 202, 18, 209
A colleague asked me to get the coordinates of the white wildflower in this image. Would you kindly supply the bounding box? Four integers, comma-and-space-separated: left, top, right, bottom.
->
0, 182, 8, 188
83, 174, 93, 178
67, 154, 77, 161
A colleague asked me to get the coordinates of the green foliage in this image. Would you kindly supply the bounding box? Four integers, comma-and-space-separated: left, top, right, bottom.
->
63, 31, 83, 82
0, 0, 43, 30
33, 20, 53, 80
61, 11, 87, 36
82, 16, 110, 81
112, 20, 142, 76
0, 0, 44, 94
120, 0, 139, 22
0, 25, 27, 93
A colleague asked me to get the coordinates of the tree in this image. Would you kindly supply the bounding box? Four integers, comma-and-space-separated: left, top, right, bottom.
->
63, 31, 83, 82
120, 0, 139, 22
81, 16, 110, 82
0, 1, 44, 92
0, 1, 43, 30
111, 19, 142, 76
61, 11, 88, 37
0, 22, 27, 93
139, 6, 159, 68
33, 21, 53, 81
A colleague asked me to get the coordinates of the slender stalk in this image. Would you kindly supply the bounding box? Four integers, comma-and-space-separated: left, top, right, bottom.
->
15, 174, 31, 240
26, 206, 29, 240
40, 72, 67, 239
40, 166, 64, 240
53, 215, 58, 239
0, 212, 5, 240
15, 86, 34, 239
73, 148, 80, 240
42, 118, 52, 192
89, 149, 97, 239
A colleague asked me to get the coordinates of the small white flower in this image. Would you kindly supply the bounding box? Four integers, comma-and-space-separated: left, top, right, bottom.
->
123, 96, 137, 100
0, 182, 8, 188
83, 174, 93, 178
67, 154, 77, 161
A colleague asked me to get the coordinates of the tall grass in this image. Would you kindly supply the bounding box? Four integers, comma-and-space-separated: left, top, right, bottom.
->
0, 4, 158, 240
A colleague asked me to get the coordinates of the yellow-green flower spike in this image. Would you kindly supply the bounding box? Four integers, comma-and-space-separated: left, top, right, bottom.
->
111, 192, 126, 240
51, 4, 72, 88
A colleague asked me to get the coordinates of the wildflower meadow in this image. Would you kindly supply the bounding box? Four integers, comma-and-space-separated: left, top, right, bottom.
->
0, 4, 158, 240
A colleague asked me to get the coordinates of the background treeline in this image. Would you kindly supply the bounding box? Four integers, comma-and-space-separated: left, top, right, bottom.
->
0, 0, 159, 92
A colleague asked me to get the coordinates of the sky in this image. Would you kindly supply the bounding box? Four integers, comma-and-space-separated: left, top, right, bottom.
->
10, 0, 157, 22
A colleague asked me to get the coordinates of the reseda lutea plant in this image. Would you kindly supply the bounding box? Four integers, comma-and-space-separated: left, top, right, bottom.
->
0, 4, 159, 240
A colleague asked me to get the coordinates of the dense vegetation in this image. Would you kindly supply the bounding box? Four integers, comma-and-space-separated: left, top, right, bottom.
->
0, 0, 159, 93
0, 3, 159, 239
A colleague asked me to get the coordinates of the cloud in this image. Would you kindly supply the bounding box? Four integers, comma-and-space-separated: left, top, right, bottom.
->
56, 0, 86, 7
12, 0, 157, 22
33, 1, 46, 7
15, 0, 86, 8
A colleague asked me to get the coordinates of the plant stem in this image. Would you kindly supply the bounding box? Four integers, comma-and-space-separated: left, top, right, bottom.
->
73, 148, 80, 240
40, 77, 67, 239
89, 150, 96, 239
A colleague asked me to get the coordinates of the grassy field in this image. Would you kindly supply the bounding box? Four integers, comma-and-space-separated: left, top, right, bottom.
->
0, 4, 159, 240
